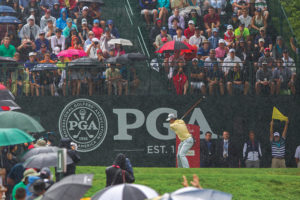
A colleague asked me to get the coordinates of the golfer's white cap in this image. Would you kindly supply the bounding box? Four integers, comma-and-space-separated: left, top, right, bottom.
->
274, 132, 280, 137
166, 113, 176, 121
188, 20, 195, 25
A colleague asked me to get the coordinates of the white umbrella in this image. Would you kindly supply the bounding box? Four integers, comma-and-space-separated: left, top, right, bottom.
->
92, 184, 158, 200
108, 38, 133, 46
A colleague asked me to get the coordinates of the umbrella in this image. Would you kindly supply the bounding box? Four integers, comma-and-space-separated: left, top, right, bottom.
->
0, 100, 20, 111
22, 146, 59, 161
105, 56, 130, 64
68, 57, 99, 67
31, 64, 58, 71
78, 0, 104, 5
57, 49, 87, 58
0, 56, 16, 62
41, 174, 94, 200
0, 6, 16, 13
0, 16, 21, 24
0, 128, 35, 146
120, 53, 147, 61
91, 184, 159, 200
108, 39, 133, 46
155, 41, 193, 53
23, 152, 73, 169
0, 111, 45, 133
158, 187, 232, 200
0, 90, 15, 101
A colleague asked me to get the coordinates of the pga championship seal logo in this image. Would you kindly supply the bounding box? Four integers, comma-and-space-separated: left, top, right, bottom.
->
59, 99, 108, 152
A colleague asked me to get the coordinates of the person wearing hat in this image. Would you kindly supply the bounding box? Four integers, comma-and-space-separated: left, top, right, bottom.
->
154, 26, 172, 49
27, 179, 48, 200
255, 61, 274, 95
222, 48, 243, 76
168, 8, 185, 30
270, 119, 289, 168
207, 0, 226, 15
239, 8, 252, 29
254, 27, 272, 49
203, 6, 220, 37
157, 0, 170, 25
257, 47, 275, 68
76, 6, 93, 30
99, 29, 116, 58
208, 28, 220, 49
36, 43, 51, 61
86, 38, 100, 59
78, 18, 91, 43
63, 18, 78, 38
250, 8, 267, 36
197, 39, 211, 60
166, 113, 194, 168
215, 39, 228, 60
140, 0, 158, 25
189, 26, 206, 48
35, 31, 50, 51
23, 0, 40, 24
107, 20, 120, 38
228, 13, 240, 30
184, 20, 196, 39
92, 19, 104, 40
50, 28, 65, 53
234, 22, 250, 41
20, 15, 40, 41
190, 58, 206, 95
56, 7, 69, 30
224, 25, 235, 47
83, 31, 95, 51
150, 18, 163, 43
11, 169, 39, 200
40, 9, 56, 30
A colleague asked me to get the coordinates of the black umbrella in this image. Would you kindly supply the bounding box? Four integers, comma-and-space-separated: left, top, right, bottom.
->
122, 53, 147, 61
41, 174, 94, 200
105, 56, 130, 64
0, 56, 16, 63
78, 0, 104, 5
68, 57, 99, 67
22, 146, 59, 161
31, 64, 58, 71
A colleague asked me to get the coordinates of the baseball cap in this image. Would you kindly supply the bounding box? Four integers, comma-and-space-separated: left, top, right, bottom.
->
40, 167, 51, 179
54, 1, 59, 5
212, 28, 218, 33
93, 19, 99, 24
188, 20, 195, 25
258, 38, 265, 43
192, 58, 198, 62
92, 38, 99, 42
166, 113, 176, 121
107, 19, 114, 25
22, 169, 39, 182
218, 39, 225, 44
88, 31, 94, 35
82, 6, 88, 11
161, 26, 167, 31
39, 30, 45, 35
29, 52, 36, 57
195, 26, 200, 30
229, 49, 235, 53
82, 18, 87, 25
273, 132, 280, 137
66, 18, 72, 23
264, 47, 270, 52
227, 25, 233, 30
34, 139, 47, 147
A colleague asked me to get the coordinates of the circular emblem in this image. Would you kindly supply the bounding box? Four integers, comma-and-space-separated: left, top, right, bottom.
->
59, 99, 108, 152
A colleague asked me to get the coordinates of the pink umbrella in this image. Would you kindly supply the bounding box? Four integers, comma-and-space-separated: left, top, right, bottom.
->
0, 84, 7, 90
57, 49, 87, 58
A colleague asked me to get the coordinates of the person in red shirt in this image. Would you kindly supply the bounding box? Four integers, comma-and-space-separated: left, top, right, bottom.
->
224, 25, 235, 48
184, 20, 195, 40
59, 0, 77, 10
204, 6, 220, 37
173, 59, 188, 95
92, 19, 104, 40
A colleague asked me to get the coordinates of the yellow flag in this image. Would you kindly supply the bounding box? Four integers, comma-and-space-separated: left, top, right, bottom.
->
272, 107, 288, 121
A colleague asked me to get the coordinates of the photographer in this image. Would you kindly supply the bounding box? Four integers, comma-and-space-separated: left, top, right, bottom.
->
17, 39, 36, 61
86, 38, 100, 59
105, 153, 135, 187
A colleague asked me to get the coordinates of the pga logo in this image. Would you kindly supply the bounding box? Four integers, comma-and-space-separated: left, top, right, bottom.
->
59, 99, 108, 152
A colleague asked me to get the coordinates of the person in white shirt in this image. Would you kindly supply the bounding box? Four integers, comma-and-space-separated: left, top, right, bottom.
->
99, 29, 115, 58
282, 50, 296, 75
50, 29, 65, 53
173, 27, 187, 42
222, 49, 243, 76
238, 8, 252, 28
189, 27, 206, 49
86, 38, 100, 59
295, 145, 300, 168
243, 131, 262, 168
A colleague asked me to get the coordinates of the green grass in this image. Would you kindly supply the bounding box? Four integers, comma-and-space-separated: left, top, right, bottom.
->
76, 167, 300, 200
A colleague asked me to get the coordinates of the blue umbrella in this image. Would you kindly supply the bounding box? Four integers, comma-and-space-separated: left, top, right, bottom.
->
31, 64, 58, 71
0, 6, 16, 14
0, 16, 21, 24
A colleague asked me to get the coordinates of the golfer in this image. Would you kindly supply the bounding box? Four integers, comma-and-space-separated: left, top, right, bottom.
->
167, 113, 194, 168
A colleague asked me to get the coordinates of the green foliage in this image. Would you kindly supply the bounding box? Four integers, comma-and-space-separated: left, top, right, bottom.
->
76, 167, 300, 200
281, 0, 300, 43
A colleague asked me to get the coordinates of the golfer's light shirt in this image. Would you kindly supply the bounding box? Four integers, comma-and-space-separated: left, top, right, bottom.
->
295, 146, 300, 160
170, 120, 191, 141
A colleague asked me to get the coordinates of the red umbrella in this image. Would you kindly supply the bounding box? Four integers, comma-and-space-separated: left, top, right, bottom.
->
0, 84, 6, 90
57, 49, 87, 58
155, 41, 194, 53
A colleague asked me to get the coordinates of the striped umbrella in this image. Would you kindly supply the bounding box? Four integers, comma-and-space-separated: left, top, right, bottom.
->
91, 184, 158, 200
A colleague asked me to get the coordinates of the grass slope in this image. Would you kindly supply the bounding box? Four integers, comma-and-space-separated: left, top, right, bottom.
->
77, 167, 300, 200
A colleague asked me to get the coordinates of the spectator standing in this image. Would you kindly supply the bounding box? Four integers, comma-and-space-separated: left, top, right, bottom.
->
243, 131, 262, 168
217, 131, 238, 167
173, 59, 188, 95
270, 119, 289, 168
20, 15, 40, 41
140, 0, 158, 25
200, 131, 216, 167
295, 145, 300, 168
190, 58, 206, 94
255, 62, 274, 95
106, 154, 134, 186
168, 8, 185, 30
0, 37, 16, 58
227, 63, 249, 95
157, 0, 170, 25
12, 169, 38, 200
15, 188, 26, 200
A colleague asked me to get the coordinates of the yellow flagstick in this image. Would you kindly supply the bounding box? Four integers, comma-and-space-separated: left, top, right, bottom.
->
272, 107, 288, 121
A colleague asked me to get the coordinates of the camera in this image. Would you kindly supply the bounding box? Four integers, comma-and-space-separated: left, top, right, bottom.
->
94, 41, 99, 45
27, 42, 32, 46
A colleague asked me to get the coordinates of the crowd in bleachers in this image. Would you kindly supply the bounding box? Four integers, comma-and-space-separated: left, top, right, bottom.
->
141, 0, 297, 96
0, 0, 142, 96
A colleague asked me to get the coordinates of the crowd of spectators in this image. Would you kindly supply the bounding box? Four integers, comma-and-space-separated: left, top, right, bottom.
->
0, 0, 141, 96
143, 0, 297, 96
